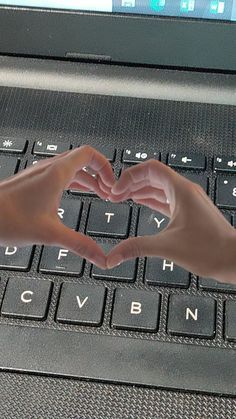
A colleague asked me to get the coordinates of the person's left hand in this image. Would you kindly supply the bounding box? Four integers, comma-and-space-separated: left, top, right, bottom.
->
0, 146, 115, 269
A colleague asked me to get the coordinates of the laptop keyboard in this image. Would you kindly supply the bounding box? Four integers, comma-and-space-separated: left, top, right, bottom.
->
0, 138, 235, 396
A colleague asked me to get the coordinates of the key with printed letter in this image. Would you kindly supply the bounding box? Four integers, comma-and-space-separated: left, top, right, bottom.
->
0, 246, 34, 271
39, 246, 84, 276
1, 278, 52, 320
57, 199, 82, 229
112, 289, 161, 332
137, 207, 169, 236
168, 295, 216, 338
57, 283, 106, 326
87, 202, 131, 238
145, 258, 190, 288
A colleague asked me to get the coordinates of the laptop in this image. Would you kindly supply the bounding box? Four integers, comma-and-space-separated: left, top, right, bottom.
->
0, 1, 235, 418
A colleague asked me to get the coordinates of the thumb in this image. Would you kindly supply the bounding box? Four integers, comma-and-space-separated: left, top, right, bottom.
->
51, 222, 107, 269
106, 233, 172, 269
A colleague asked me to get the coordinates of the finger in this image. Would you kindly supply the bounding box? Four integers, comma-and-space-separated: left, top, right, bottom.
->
111, 160, 177, 196
63, 146, 115, 187
133, 199, 171, 217
106, 233, 171, 269
53, 222, 107, 269
131, 186, 167, 203
109, 186, 167, 206
67, 171, 109, 199
68, 183, 93, 193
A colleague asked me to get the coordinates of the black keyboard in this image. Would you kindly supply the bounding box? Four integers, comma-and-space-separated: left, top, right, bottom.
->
0, 140, 235, 396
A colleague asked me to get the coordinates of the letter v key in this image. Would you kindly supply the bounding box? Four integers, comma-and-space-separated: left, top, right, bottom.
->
76, 295, 88, 309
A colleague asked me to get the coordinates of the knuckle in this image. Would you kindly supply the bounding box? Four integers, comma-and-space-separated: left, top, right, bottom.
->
127, 239, 142, 258
78, 145, 94, 154
71, 240, 85, 257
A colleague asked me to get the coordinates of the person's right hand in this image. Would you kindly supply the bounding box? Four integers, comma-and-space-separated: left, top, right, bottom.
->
107, 160, 236, 284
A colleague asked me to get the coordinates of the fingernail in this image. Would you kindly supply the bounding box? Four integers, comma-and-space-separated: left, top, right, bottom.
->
90, 256, 106, 269
111, 186, 117, 194
107, 254, 123, 269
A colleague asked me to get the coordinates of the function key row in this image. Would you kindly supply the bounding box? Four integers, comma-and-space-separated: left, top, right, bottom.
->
1, 278, 235, 341
33, 140, 116, 162
1, 135, 236, 172
0, 136, 236, 173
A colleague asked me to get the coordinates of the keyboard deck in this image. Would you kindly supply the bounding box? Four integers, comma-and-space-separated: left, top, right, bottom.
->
0, 135, 235, 396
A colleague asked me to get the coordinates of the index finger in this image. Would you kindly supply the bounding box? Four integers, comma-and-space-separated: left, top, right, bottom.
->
111, 160, 177, 196
58, 145, 116, 188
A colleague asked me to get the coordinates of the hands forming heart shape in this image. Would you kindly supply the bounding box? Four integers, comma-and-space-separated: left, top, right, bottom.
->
0, 145, 235, 284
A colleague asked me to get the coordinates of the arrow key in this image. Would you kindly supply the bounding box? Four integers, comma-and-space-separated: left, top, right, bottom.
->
57, 283, 106, 326
168, 153, 206, 170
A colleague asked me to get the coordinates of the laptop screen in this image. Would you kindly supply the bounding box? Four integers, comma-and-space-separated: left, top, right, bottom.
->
0, 0, 235, 21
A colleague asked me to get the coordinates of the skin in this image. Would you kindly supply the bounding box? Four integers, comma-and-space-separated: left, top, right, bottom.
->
0, 146, 115, 269
0, 146, 235, 283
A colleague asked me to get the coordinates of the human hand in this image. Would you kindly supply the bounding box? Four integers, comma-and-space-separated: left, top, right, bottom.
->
107, 160, 236, 283
0, 146, 115, 269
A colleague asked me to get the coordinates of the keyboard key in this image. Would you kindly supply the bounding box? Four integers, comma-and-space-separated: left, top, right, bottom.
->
221, 211, 232, 224
69, 188, 96, 197
57, 199, 82, 229
25, 157, 45, 168
225, 301, 236, 342
0, 156, 19, 180
80, 145, 116, 162
179, 172, 208, 193
92, 243, 137, 282
168, 153, 206, 170
199, 277, 236, 294
112, 289, 161, 332
39, 246, 84, 276
57, 283, 106, 326
0, 137, 27, 153
214, 156, 236, 173
122, 148, 160, 164
137, 207, 169, 236
1, 278, 52, 320
0, 246, 34, 271
168, 295, 216, 338
233, 215, 236, 228
87, 202, 131, 238
33, 140, 71, 156
215, 176, 236, 209
145, 258, 190, 288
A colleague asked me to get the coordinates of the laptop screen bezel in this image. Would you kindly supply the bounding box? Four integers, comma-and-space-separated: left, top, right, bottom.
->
0, 6, 235, 71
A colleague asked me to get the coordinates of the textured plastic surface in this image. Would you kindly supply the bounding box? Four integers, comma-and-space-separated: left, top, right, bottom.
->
0, 325, 235, 395
0, 82, 235, 417
0, 56, 235, 105
0, 7, 236, 70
